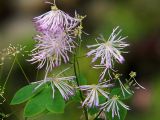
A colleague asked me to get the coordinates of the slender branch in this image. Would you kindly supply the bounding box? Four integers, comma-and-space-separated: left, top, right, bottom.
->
0, 64, 3, 81
73, 54, 88, 120
76, 57, 81, 76
94, 109, 103, 120
73, 38, 88, 120
35, 70, 39, 81
2, 56, 16, 89
16, 58, 30, 84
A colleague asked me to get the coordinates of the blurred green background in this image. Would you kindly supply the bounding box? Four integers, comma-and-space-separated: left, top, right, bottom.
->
0, 0, 160, 120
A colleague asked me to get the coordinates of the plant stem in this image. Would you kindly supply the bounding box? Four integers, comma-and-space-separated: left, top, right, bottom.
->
73, 54, 88, 120
76, 57, 81, 75
2, 56, 16, 90
36, 70, 39, 81
16, 58, 30, 84
94, 109, 103, 120
0, 64, 3, 81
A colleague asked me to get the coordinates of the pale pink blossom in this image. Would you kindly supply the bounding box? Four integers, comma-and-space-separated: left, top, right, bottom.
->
29, 29, 75, 71
87, 26, 129, 69
100, 95, 130, 119
32, 68, 76, 100
33, 4, 81, 33
79, 81, 113, 107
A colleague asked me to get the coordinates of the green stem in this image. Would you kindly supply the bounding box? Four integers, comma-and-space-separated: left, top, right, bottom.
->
36, 70, 39, 81
0, 64, 3, 81
74, 38, 88, 120
73, 54, 88, 120
94, 109, 103, 120
16, 58, 30, 84
2, 56, 16, 90
76, 57, 81, 75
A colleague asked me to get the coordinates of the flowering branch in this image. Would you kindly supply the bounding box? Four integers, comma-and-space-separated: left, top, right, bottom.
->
9, 1, 146, 120
73, 53, 88, 120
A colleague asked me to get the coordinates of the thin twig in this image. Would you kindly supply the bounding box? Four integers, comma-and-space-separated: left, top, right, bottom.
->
16, 58, 30, 84
73, 54, 88, 120
2, 56, 16, 89
94, 109, 103, 120
0, 64, 3, 81
36, 70, 39, 81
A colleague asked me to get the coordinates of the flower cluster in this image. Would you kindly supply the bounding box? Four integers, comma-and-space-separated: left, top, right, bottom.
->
79, 81, 113, 107
82, 27, 144, 119
30, 1, 84, 71
30, 1, 83, 103
100, 95, 130, 119
29, 31, 75, 70
27, 1, 145, 120
0, 85, 5, 104
32, 67, 75, 100
0, 44, 25, 65
87, 26, 129, 81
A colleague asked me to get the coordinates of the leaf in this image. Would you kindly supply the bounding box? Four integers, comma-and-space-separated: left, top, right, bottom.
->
10, 84, 41, 105
24, 98, 46, 117
106, 104, 127, 120
71, 91, 81, 103
78, 75, 87, 85
111, 88, 132, 100
46, 90, 65, 113
24, 86, 65, 117
99, 95, 106, 104
24, 86, 50, 117
88, 107, 99, 115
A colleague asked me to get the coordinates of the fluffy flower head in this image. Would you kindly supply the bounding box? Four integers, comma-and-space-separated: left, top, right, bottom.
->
33, 3, 82, 34
100, 95, 130, 119
87, 26, 129, 69
79, 81, 113, 107
29, 30, 75, 70
33, 68, 75, 100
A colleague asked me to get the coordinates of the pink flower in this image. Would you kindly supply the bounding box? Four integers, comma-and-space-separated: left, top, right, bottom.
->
100, 95, 130, 119
33, 4, 81, 33
79, 81, 113, 107
87, 27, 129, 68
32, 67, 76, 100
87, 27, 129, 80
29, 29, 75, 71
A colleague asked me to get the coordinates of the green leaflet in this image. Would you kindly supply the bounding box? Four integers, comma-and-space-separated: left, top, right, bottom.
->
46, 89, 65, 113
10, 84, 40, 105
88, 107, 99, 116
24, 86, 65, 117
78, 75, 87, 85
24, 97, 46, 117
24, 86, 49, 117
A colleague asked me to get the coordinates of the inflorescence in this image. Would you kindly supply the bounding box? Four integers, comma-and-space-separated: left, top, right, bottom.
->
27, 0, 145, 119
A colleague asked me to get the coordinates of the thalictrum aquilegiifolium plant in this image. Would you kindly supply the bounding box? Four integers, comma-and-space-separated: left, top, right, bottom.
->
10, 0, 145, 120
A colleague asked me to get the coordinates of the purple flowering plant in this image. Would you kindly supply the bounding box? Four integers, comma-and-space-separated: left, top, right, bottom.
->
6, 1, 145, 120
